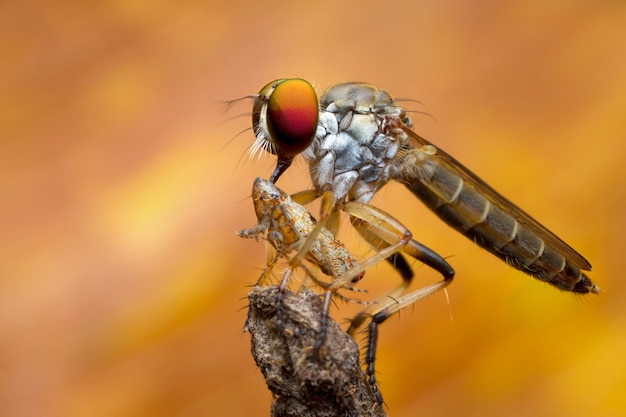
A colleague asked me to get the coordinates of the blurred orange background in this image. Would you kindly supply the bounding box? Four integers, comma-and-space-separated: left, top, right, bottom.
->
1, 1, 625, 416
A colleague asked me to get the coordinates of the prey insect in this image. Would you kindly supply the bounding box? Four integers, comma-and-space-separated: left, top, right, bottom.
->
250, 79, 599, 295
237, 177, 454, 404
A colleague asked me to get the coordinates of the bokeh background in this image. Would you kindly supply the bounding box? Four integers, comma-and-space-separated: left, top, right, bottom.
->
1, 1, 625, 416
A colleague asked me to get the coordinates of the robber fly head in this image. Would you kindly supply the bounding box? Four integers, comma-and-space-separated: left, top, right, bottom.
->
251, 79, 319, 182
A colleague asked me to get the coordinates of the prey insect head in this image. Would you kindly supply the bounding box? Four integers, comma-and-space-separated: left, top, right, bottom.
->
250, 177, 290, 219
252, 79, 319, 183
252, 177, 287, 203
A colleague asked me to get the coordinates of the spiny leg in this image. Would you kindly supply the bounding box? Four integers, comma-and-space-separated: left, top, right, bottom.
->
278, 192, 403, 356
255, 248, 281, 286
312, 289, 333, 356
347, 236, 456, 334
298, 201, 418, 356
385, 252, 414, 282
275, 268, 294, 331
363, 248, 454, 405
353, 214, 415, 284
242, 249, 283, 333
278, 250, 371, 357
308, 241, 399, 358
336, 201, 456, 404
347, 215, 415, 333
297, 260, 370, 304
327, 201, 420, 292
365, 319, 383, 405
288, 189, 338, 268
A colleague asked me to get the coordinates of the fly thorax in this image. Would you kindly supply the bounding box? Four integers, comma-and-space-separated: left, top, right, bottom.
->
371, 133, 399, 160
343, 113, 380, 145
331, 171, 360, 202
331, 132, 364, 172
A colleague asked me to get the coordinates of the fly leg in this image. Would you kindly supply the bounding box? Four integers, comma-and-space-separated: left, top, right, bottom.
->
364, 260, 453, 405
274, 267, 294, 331
335, 201, 455, 405
288, 188, 340, 265
324, 201, 421, 293
347, 217, 413, 333
346, 219, 456, 333
301, 201, 421, 361
361, 241, 454, 405
311, 289, 333, 355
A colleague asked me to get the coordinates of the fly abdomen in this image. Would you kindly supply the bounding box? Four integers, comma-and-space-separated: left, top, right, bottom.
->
404, 152, 598, 294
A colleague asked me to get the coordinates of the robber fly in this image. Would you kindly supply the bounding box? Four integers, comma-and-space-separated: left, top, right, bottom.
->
237, 177, 454, 404
250, 79, 599, 295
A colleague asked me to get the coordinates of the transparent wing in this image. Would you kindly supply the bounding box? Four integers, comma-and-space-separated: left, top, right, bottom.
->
402, 124, 592, 271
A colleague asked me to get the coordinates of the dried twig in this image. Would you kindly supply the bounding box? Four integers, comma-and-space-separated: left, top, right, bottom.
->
245, 286, 387, 417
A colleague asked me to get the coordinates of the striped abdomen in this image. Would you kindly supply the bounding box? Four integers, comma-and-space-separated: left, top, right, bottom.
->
402, 148, 598, 294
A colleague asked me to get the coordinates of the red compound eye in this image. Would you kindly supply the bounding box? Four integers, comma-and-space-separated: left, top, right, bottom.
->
265, 79, 318, 157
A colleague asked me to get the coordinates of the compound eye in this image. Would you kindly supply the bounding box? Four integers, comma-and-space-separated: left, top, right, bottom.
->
266, 79, 318, 157
251, 79, 284, 155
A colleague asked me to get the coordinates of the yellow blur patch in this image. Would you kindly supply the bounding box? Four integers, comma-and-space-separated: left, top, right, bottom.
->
99, 250, 222, 358
90, 136, 207, 258
83, 61, 159, 127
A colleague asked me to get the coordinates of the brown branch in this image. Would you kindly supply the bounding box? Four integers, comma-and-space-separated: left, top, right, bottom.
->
245, 286, 387, 417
